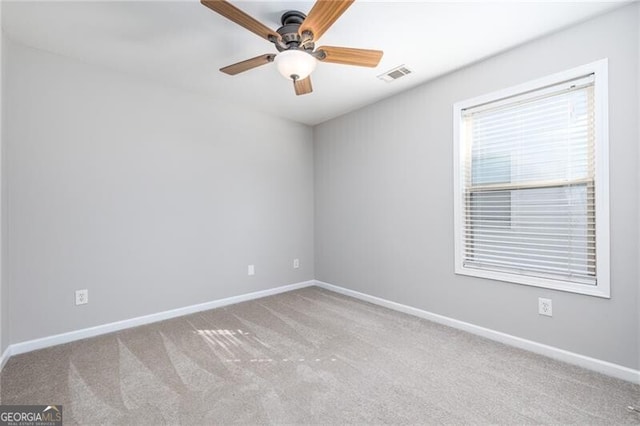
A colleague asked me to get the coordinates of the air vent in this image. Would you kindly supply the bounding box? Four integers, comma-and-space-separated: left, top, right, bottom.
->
377, 65, 412, 83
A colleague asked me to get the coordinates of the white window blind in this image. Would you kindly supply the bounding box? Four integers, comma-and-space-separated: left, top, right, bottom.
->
461, 76, 597, 286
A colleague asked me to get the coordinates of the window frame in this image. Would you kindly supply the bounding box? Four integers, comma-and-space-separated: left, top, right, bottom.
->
453, 59, 610, 298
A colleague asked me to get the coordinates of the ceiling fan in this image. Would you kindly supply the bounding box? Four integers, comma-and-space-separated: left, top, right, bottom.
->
201, 0, 384, 96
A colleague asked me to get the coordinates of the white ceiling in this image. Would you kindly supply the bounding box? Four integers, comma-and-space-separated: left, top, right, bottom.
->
2, 1, 627, 126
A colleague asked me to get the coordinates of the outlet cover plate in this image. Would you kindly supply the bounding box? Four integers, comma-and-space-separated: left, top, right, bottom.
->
75, 289, 88, 305
538, 297, 552, 316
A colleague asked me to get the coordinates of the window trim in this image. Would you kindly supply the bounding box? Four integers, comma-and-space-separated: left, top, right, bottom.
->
453, 59, 610, 298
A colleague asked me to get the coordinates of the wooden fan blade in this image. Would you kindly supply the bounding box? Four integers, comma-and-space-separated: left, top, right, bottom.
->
201, 0, 280, 42
299, 0, 354, 42
294, 76, 313, 96
317, 46, 383, 67
220, 54, 275, 75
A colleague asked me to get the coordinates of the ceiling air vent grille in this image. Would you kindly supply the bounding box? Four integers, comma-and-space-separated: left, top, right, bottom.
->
377, 65, 412, 83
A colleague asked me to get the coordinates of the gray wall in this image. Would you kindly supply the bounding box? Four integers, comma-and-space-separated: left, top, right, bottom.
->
3, 38, 314, 345
0, 3, 4, 354
637, 2, 640, 375
314, 4, 639, 369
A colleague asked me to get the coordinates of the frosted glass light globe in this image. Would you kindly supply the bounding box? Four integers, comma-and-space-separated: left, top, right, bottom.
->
274, 50, 317, 81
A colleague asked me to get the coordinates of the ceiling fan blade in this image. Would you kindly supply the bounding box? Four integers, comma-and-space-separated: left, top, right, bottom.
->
201, 0, 280, 42
220, 54, 275, 75
316, 46, 383, 67
299, 0, 355, 42
294, 77, 313, 96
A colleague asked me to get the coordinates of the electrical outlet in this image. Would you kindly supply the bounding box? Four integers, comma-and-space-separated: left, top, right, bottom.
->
538, 297, 552, 316
293, 258, 300, 269
248, 265, 255, 276
75, 289, 88, 306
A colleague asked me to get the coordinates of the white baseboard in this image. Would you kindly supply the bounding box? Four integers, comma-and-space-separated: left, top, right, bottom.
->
4, 279, 639, 385
6, 280, 315, 362
315, 280, 640, 384
0, 346, 11, 370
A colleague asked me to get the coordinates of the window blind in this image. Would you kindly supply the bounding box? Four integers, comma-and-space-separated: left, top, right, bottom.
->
461, 76, 596, 285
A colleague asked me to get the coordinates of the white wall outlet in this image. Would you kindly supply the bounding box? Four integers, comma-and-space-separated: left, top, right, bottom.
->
248, 265, 255, 276
75, 289, 88, 306
293, 258, 300, 269
538, 297, 552, 316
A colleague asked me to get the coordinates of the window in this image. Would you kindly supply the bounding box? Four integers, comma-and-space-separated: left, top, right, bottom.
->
453, 60, 610, 297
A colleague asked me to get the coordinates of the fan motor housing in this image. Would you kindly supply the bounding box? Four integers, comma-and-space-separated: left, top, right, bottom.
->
275, 10, 314, 52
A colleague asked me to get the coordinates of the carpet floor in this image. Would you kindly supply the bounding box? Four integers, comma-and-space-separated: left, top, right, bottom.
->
1, 286, 639, 424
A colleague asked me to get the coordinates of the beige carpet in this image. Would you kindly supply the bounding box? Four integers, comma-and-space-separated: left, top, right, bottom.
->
1, 286, 639, 424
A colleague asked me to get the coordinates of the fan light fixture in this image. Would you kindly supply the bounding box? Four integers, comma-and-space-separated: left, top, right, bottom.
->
274, 50, 317, 81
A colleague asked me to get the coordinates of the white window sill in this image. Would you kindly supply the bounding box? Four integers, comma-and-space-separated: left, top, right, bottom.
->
455, 265, 610, 298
